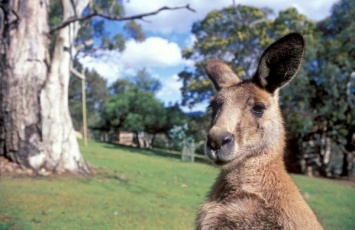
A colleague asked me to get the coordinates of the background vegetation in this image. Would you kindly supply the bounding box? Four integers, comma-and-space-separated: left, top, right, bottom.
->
65, 0, 355, 178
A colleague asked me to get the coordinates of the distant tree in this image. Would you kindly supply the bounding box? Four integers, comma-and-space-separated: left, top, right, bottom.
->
312, 0, 355, 176
264, 8, 323, 175
185, 112, 210, 154
99, 86, 165, 148
159, 103, 187, 150
179, 5, 272, 108
98, 72, 186, 149
110, 79, 133, 95
68, 65, 108, 133
278, 0, 354, 177
126, 68, 162, 94
122, 90, 166, 134
267, 5, 354, 177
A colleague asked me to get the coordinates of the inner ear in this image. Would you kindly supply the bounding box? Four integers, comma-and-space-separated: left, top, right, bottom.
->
253, 33, 305, 93
205, 59, 240, 91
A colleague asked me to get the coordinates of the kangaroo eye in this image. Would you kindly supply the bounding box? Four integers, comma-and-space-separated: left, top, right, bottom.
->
251, 102, 266, 117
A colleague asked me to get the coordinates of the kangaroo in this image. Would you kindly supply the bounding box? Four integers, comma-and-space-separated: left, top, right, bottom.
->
196, 33, 323, 230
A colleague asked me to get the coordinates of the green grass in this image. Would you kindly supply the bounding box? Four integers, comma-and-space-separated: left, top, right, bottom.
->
0, 141, 354, 230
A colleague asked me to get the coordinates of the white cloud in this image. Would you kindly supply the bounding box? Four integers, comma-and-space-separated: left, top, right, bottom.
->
124, 0, 338, 34
185, 34, 197, 48
121, 37, 185, 67
156, 74, 182, 104
79, 51, 123, 83
79, 37, 191, 83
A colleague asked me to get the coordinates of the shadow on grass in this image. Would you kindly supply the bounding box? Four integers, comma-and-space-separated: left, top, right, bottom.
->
101, 142, 211, 165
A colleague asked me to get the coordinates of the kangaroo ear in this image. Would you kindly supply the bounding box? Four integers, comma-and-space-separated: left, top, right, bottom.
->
253, 33, 305, 93
205, 59, 241, 91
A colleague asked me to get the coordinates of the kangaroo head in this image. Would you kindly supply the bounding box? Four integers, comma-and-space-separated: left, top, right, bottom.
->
205, 33, 305, 169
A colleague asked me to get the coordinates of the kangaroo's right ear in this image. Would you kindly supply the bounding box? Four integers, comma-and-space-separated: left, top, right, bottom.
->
253, 33, 305, 93
205, 59, 241, 91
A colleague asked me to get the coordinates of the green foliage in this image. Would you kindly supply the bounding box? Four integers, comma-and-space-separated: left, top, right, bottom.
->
126, 68, 162, 94
122, 89, 165, 133
97, 71, 186, 141
99, 71, 165, 133
109, 79, 132, 95
179, 5, 272, 107
186, 112, 210, 154
69, 63, 108, 132
0, 141, 354, 229
49, 0, 62, 27
269, 8, 319, 137
124, 20, 146, 42
100, 88, 183, 135
310, 0, 354, 176
168, 124, 192, 151
101, 35, 125, 51
179, 4, 318, 108
93, 0, 124, 15
49, 0, 145, 55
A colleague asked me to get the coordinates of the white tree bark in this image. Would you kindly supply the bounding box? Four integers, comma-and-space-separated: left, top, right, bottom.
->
39, 0, 90, 173
0, 0, 48, 167
0, 0, 90, 174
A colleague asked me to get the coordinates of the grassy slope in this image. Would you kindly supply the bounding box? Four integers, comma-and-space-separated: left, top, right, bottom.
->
0, 141, 354, 230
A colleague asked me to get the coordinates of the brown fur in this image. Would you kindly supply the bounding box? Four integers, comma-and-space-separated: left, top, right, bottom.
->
196, 33, 323, 230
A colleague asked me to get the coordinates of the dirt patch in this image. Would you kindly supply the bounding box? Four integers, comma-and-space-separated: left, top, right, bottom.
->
0, 214, 11, 223
0, 214, 19, 230
0, 156, 34, 176
0, 156, 98, 180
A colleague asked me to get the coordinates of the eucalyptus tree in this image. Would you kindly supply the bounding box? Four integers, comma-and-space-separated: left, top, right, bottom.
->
314, 0, 355, 176
179, 5, 272, 108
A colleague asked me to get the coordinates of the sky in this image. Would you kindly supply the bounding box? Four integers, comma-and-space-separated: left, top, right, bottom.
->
80, 0, 339, 112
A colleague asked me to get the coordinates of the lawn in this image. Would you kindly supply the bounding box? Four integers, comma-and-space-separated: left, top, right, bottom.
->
0, 141, 354, 230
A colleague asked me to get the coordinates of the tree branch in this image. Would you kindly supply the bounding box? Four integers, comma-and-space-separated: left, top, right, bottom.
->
75, 38, 94, 52
50, 4, 195, 34
70, 68, 85, 80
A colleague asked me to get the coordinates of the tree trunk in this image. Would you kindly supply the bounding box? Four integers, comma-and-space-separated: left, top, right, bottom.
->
341, 126, 355, 177
39, 0, 90, 173
136, 131, 154, 149
0, 0, 49, 168
340, 150, 353, 177
0, 0, 90, 174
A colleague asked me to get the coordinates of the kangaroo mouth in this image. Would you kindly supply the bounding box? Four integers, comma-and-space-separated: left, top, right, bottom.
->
205, 148, 231, 166
214, 159, 228, 166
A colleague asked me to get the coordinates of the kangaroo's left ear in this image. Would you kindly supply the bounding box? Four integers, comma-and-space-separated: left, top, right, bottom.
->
205, 59, 241, 91
253, 33, 305, 93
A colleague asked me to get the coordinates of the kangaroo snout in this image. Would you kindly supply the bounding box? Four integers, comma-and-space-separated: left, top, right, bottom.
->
207, 128, 234, 150
206, 127, 236, 164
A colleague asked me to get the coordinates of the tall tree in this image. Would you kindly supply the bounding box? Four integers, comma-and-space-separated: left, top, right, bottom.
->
314, 0, 355, 176
98, 70, 187, 149
179, 5, 272, 108
127, 68, 162, 94
0, 1, 53, 172
99, 83, 165, 147
0, 1, 193, 174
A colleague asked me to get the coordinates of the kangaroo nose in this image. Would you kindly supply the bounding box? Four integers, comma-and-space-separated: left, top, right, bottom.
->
207, 129, 234, 150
